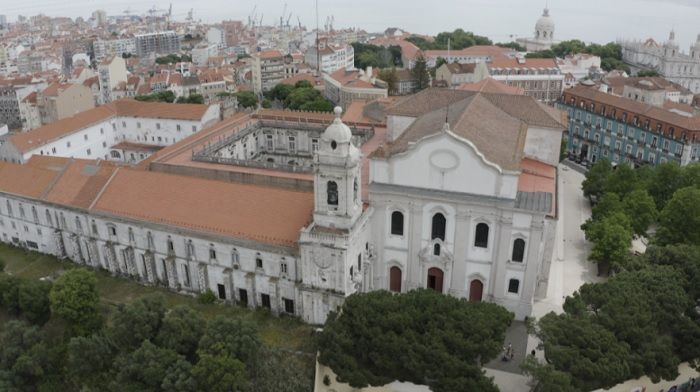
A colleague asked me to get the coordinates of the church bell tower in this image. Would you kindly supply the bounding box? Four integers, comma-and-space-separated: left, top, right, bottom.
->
313, 106, 363, 230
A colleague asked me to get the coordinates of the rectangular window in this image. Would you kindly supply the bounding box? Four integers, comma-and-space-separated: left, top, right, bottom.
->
176, 124, 181, 131
209, 248, 216, 259
508, 279, 520, 294
217, 284, 226, 299
238, 289, 248, 306
281, 262, 287, 274
137, 122, 141, 128
266, 134, 273, 150
84, 134, 88, 141
66, 141, 71, 148
312, 139, 319, 152
256, 257, 263, 269
183, 265, 190, 286
87, 149, 91, 156
192, 126, 197, 133
156, 123, 161, 130
26, 241, 38, 249
261, 294, 271, 309
284, 298, 294, 314
288, 136, 296, 152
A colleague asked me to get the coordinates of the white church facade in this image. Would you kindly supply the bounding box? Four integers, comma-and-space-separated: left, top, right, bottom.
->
620, 31, 700, 93
0, 89, 565, 324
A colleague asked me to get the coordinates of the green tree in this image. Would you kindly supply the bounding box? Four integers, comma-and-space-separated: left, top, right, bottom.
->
637, 69, 659, 77
107, 294, 166, 350
603, 164, 639, 197
295, 80, 313, 89
286, 87, 321, 110
434, 57, 448, 69
648, 162, 685, 210
0, 274, 21, 314
520, 356, 579, 392
192, 354, 248, 392
622, 189, 657, 237
156, 305, 205, 360
496, 41, 526, 52
536, 313, 634, 390
270, 83, 294, 101
411, 55, 431, 91
113, 340, 195, 392
656, 186, 700, 246
236, 91, 258, 109
317, 289, 513, 392
0, 320, 50, 390
526, 50, 555, 59
66, 334, 115, 388
378, 68, 399, 95
198, 316, 260, 363
582, 159, 612, 201
49, 268, 102, 336
357, 51, 379, 69
249, 349, 314, 392
299, 98, 333, 112
584, 212, 633, 273
551, 39, 587, 57
18, 280, 52, 325
135, 90, 176, 103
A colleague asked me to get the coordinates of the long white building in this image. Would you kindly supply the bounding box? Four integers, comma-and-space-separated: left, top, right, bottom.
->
0, 89, 565, 324
0, 99, 219, 164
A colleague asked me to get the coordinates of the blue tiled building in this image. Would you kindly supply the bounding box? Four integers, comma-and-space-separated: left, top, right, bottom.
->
558, 86, 698, 166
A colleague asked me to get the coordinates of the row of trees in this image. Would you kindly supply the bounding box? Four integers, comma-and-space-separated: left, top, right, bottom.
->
155, 54, 192, 65
134, 91, 205, 104
524, 161, 700, 391
266, 80, 333, 112
0, 267, 313, 391
317, 289, 514, 392
406, 29, 492, 50
526, 40, 630, 73
351, 43, 403, 69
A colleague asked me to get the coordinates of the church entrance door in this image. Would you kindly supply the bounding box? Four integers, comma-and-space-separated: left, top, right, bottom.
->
389, 266, 402, 292
469, 279, 483, 302
427, 267, 444, 292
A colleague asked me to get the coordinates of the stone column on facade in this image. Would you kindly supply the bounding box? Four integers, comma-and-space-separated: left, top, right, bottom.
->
71, 235, 84, 264
53, 230, 66, 258
449, 210, 471, 298
165, 256, 178, 289
490, 214, 513, 301
372, 202, 387, 291
197, 263, 209, 293
223, 268, 234, 304
103, 244, 119, 274
522, 219, 545, 304
246, 272, 256, 309
124, 247, 138, 277
88, 240, 101, 269
271, 277, 280, 315
406, 202, 423, 291
144, 251, 156, 283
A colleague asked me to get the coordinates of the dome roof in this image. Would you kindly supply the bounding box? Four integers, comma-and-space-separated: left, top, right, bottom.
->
322, 106, 352, 144
536, 8, 555, 31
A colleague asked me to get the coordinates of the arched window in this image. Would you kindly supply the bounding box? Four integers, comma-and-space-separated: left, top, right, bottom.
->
512, 239, 526, 262
390, 211, 404, 236
45, 209, 53, 227
431, 213, 446, 241
327, 181, 338, 206
110, 150, 121, 159
508, 279, 520, 294
474, 223, 489, 248
389, 266, 402, 292
433, 243, 441, 256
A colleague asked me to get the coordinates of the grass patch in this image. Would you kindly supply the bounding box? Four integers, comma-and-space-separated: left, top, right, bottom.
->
0, 243, 314, 352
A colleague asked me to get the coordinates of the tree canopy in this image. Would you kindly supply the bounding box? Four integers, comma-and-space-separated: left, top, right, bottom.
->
317, 289, 513, 392
526, 40, 630, 72
235, 91, 258, 109
411, 55, 431, 91
155, 54, 192, 65
49, 268, 102, 336
406, 29, 492, 50
267, 81, 333, 112
351, 43, 402, 69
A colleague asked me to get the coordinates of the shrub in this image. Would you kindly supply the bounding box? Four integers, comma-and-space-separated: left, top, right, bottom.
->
197, 289, 217, 304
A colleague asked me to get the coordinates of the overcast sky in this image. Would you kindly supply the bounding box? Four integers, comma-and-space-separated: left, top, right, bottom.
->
3, 0, 700, 48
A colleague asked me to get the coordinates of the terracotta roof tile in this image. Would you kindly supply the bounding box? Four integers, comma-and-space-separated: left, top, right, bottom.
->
91, 169, 313, 247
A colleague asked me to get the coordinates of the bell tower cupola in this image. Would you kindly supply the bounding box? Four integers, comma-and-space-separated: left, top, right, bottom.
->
312, 106, 363, 230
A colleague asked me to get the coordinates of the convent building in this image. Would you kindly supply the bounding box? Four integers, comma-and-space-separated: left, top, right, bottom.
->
0, 89, 565, 324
